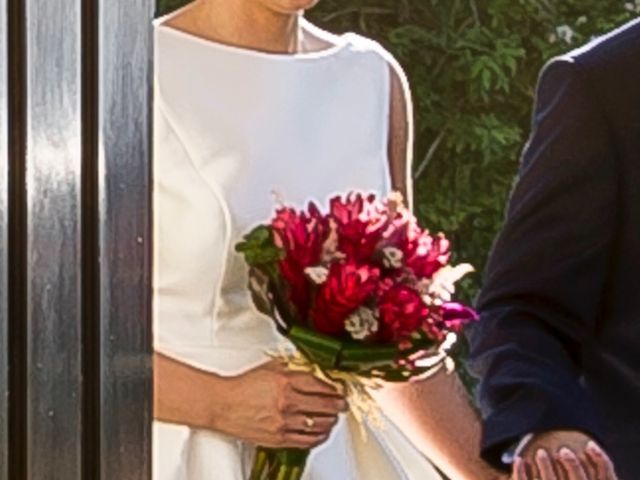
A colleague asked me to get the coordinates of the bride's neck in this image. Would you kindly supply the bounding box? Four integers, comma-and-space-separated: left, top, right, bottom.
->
185, 0, 302, 54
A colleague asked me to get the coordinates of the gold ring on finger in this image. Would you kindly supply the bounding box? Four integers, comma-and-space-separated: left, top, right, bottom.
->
304, 416, 315, 430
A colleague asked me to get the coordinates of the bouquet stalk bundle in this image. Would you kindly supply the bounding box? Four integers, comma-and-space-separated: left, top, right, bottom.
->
236, 192, 477, 480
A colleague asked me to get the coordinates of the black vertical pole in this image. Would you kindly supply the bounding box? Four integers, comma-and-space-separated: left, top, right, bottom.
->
7, 0, 28, 475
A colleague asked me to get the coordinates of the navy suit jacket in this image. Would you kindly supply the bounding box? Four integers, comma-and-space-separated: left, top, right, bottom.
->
467, 19, 640, 478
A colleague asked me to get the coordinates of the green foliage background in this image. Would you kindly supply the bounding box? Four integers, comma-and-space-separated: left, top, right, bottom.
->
155, 0, 637, 301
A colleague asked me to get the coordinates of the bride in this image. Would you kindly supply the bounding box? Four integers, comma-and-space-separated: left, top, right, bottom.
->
153, 0, 503, 478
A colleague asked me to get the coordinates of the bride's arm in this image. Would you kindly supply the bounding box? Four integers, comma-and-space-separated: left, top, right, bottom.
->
154, 353, 347, 448
154, 352, 228, 430
386, 57, 414, 210
384, 62, 505, 480
373, 370, 504, 480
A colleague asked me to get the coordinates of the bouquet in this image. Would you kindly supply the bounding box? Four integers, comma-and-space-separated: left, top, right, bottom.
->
235, 192, 477, 480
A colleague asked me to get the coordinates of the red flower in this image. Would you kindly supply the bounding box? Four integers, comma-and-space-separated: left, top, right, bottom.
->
404, 232, 451, 279
310, 262, 380, 336
376, 200, 450, 280
377, 284, 429, 342
272, 202, 329, 318
439, 302, 478, 332
329, 193, 389, 262
378, 211, 417, 263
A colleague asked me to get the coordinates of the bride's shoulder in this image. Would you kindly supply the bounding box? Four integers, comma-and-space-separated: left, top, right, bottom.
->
302, 18, 396, 62
312, 21, 406, 80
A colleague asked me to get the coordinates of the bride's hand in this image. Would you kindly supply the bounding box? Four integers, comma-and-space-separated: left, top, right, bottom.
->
217, 360, 348, 449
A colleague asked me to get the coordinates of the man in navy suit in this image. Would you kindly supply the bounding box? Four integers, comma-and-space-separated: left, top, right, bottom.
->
468, 18, 640, 479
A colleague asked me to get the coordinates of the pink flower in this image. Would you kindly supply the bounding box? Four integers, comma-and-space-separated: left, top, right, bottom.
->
406, 233, 451, 279
310, 262, 380, 336
272, 202, 330, 317
377, 284, 430, 342
390, 227, 450, 279
375, 207, 444, 275
439, 302, 478, 332
329, 193, 389, 263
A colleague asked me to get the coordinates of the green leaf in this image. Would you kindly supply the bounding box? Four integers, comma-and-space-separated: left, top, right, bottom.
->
235, 225, 284, 268
289, 326, 344, 369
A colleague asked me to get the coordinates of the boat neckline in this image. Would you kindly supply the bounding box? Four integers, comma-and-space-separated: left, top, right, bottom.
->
154, 11, 351, 61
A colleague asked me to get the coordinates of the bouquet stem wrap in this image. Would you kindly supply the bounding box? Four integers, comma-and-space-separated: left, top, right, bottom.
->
249, 447, 309, 480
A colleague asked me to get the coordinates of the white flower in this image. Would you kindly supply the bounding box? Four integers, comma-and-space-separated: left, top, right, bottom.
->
381, 246, 404, 269
427, 264, 475, 302
386, 191, 406, 216
304, 266, 329, 285
320, 220, 341, 263
345, 307, 380, 340
576, 16, 588, 26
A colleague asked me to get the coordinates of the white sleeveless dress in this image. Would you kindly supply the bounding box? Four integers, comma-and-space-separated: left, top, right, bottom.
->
153, 12, 442, 480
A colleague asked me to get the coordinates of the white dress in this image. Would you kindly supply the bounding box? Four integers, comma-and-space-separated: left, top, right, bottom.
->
153, 11, 442, 480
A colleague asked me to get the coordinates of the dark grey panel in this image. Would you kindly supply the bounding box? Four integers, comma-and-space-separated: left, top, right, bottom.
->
0, 0, 8, 475
99, 0, 154, 478
25, 0, 83, 477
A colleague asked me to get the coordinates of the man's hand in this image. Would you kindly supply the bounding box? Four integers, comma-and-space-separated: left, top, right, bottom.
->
511, 430, 618, 480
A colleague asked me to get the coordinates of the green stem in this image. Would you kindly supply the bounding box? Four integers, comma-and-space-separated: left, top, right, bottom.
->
276, 466, 288, 480
249, 448, 270, 480
249, 447, 310, 480
275, 465, 304, 480
289, 466, 303, 480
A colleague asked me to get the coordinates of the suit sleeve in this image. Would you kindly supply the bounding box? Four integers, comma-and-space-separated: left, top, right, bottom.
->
467, 57, 617, 468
